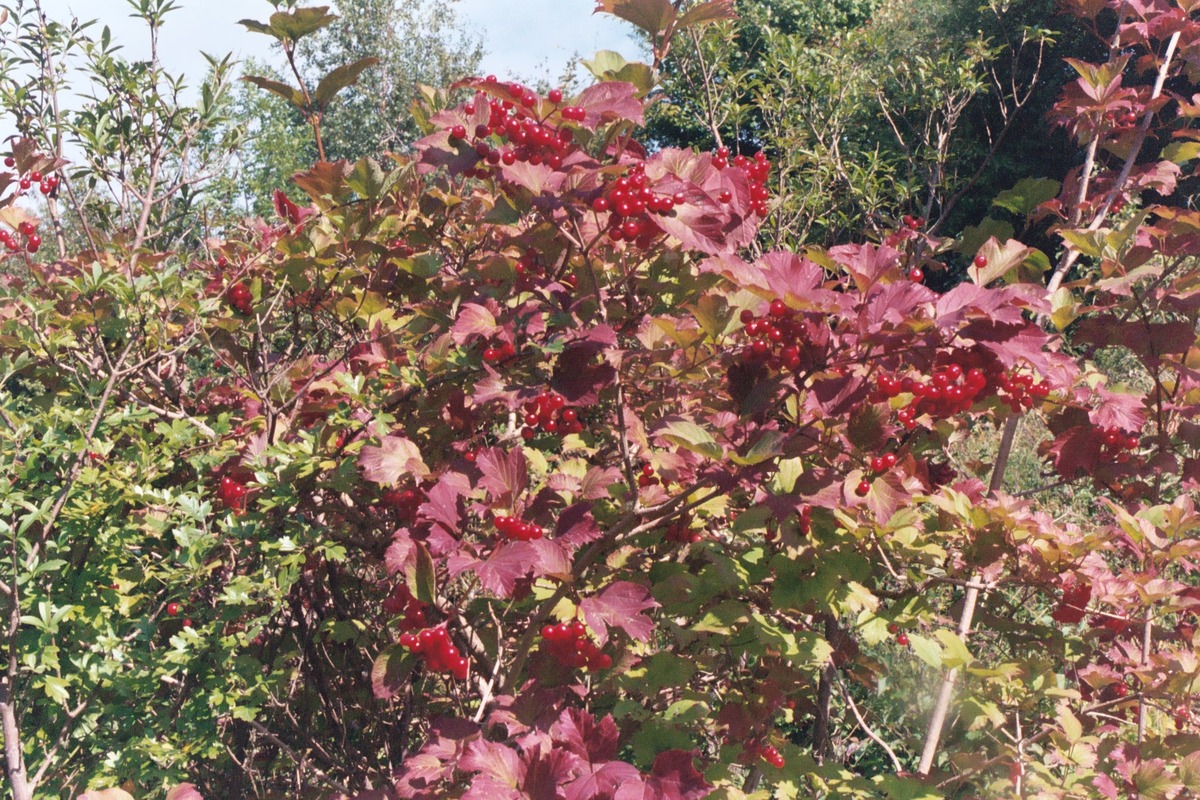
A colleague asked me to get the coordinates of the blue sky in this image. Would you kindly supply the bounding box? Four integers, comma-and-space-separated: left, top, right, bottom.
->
35, 0, 640, 92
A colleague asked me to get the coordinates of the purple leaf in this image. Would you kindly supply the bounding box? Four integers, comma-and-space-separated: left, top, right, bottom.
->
418, 472, 470, 536
577, 82, 645, 125
165, 786, 204, 800
556, 503, 605, 546
566, 762, 642, 800
552, 708, 621, 762
477, 542, 537, 596
553, 343, 617, 405
614, 751, 710, 800
580, 581, 658, 646
461, 739, 523, 788
478, 447, 528, 505
360, 435, 429, 484
451, 303, 498, 344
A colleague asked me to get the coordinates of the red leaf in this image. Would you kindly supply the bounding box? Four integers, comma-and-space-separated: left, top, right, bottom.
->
478, 447, 528, 506
165, 786, 204, 800
461, 740, 523, 790
580, 581, 658, 646
552, 709, 621, 762
615, 750, 710, 800
418, 473, 469, 537
593, 0, 676, 36
576, 82, 645, 126
451, 303, 498, 344
566, 762, 642, 800
1051, 576, 1092, 624
477, 542, 538, 596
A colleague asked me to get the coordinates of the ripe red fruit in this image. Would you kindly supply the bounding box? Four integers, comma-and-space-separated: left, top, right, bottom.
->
909, 267, 924, 282
449, 124, 467, 140
973, 254, 988, 268
182, 618, 194, 628
887, 622, 900, 634
592, 196, 609, 213
166, 602, 181, 617
855, 479, 871, 497
718, 190, 732, 204
896, 632, 910, 646
2, 156, 12, 167
548, 88, 563, 104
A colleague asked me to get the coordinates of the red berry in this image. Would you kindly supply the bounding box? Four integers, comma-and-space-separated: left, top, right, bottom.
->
30, 171, 41, 182
896, 633, 910, 646
166, 602, 180, 617
973, 254, 988, 268
592, 196, 609, 213
182, 618, 194, 628
887, 622, 899, 634
855, 479, 871, 497
449, 124, 467, 140
909, 268, 924, 282
548, 88, 563, 104
2, 157, 12, 167
718, 190, 732, 204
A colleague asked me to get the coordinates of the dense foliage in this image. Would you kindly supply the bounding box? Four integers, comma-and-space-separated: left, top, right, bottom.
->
3, 0, 1200, 798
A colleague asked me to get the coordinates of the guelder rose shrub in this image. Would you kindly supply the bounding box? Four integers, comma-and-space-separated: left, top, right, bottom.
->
5, 0, 1200, 796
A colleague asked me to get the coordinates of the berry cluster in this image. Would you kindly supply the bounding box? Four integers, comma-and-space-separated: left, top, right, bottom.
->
855, 452, 898, 496
797, 504, 813, 536
482, 339, 517, 364
493, 513, 545, 541
217, 475, 248, 511
711, 148, 771, 217
3, 157, 59, 196
737, 300, 804, 370
520, 390, 582, 439
379, 486, 423, 521
886, 622, 911, 646
399, 625, 470, 680
637, 464, 659, 488
746, 743, 785, 769
540, 619, 612, 671
664, 515, 701, 544
388, 238, 417, 258
451, 82, 577, 176
592, 163, 682, 247
996, 369, 1050, 412
1099, 427, 1139, 463
382, 583, 428, 631
1, 220, 40, 254
227, 282, 253, 315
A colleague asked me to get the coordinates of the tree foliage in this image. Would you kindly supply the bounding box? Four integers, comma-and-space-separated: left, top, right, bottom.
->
4, 1, 1200, 799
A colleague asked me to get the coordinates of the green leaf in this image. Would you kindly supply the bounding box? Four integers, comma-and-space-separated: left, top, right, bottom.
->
992, 177, 1061, 217
660, 420, 723, 460
581, 51, 656, 94
241, 76, 306, 110
313, 57, 380, 108
347, 157, 386, 201
1060, 228, 1106, 258
371, 645, 418, 700
408, 542, 436, 605
730, 430, 784, 466
269, 7, 338, 42
1163, 142, 1200, 164
907, 634, 943, 669
932, 630, 973, 669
